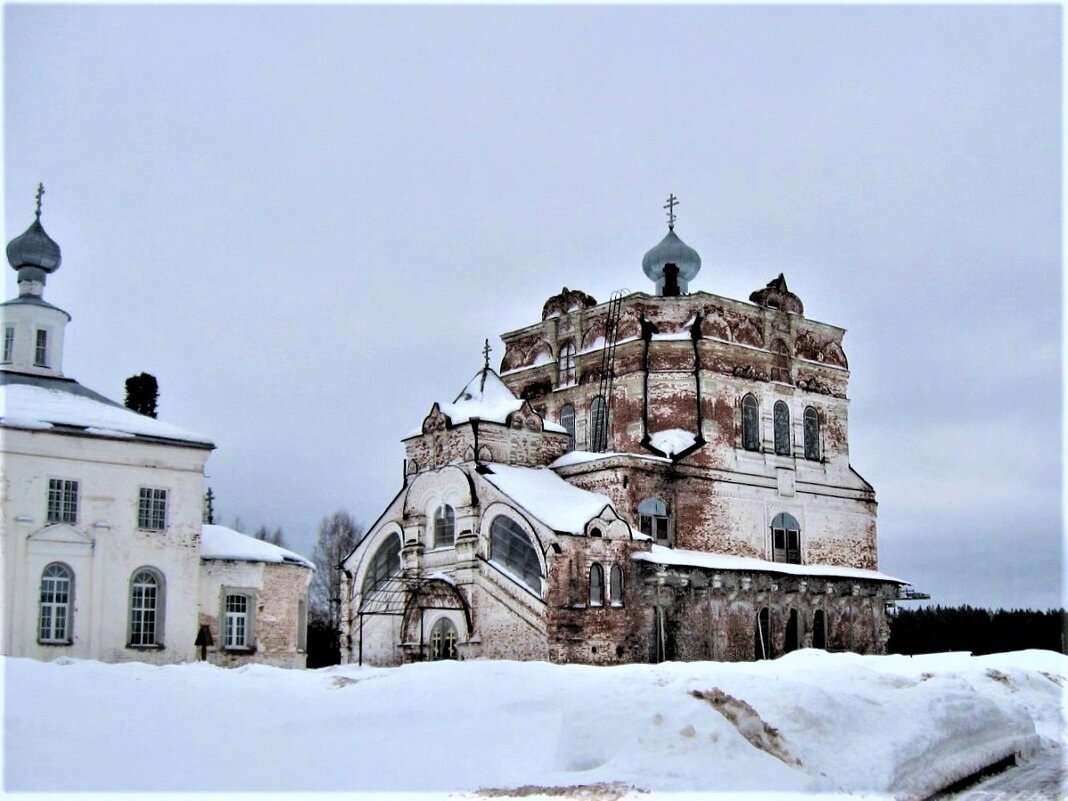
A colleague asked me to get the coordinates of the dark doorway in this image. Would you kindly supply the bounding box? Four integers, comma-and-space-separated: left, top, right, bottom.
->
813, 610, 826, 649
785, 609, 799, 653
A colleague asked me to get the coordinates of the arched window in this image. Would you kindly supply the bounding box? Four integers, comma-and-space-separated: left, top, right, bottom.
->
741, 394, 760, 451
429, 618, 458, 661
589, 563, 604, 606
609, 565, 624, 606
433, 504, 455, 548
771, 512, 801, 564
39, 563, 73, 644
560, 404, 576, 451
638, 497, 670, 546
557, 342, 576, 385
489, 515, 542, 593
812, 609, 826, 649
804, 407, 820, 461
589, 395, 607, 451
774, 401, 791, 455
129, 568, 164, 647
362, 534, 401, 596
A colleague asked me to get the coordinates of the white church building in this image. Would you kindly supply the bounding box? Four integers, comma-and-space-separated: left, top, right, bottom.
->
0, 189, 311, 667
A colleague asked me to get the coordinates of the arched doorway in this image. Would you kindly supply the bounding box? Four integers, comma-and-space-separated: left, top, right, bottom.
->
812, 609, 826, 649
755, 607, 771, 660
784, 608, 799, 653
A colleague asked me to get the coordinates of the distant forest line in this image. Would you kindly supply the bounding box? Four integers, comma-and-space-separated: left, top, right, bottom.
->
887, 606, 1066, 655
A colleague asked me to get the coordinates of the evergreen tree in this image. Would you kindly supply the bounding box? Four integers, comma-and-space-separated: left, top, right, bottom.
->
124, 373, 159, 418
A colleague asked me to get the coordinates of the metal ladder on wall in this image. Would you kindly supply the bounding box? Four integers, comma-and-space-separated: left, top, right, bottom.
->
594, 289, 627, 452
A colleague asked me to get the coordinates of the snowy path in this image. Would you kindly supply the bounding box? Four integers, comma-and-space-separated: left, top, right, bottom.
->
951, 745, 1065, 800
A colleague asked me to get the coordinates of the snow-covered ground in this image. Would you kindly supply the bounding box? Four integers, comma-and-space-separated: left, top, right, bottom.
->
3, 650, 1064, 798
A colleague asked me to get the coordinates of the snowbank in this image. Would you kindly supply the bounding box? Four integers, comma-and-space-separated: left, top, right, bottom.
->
4, 650, 1063, 796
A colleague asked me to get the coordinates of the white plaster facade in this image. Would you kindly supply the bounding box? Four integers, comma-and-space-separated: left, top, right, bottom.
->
0, 200, 311, 667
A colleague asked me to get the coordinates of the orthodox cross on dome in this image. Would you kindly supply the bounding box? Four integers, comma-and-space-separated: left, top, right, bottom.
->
663, 193, 678, 230
482, 338, 492, 370
35, 183, 45, 220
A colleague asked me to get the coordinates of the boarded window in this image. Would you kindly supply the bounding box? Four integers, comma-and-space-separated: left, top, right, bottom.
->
771, 512, 801, 564
589, 395, 607, 451
609, 565, 624, 606
741, 394, 759, 451
804, 406, 820, 460
560, 404, 576, 451
774, 401, 791, 455
589, 563, 604, 606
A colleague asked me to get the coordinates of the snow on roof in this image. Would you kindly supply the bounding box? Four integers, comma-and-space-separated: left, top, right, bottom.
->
482, 462, 614, 535
649, 428, 697, 455
0, 380, 212, 445
200, 525, 314, 569
634, 544, 906, 583
408, 367, 566, 436
550, 449, 671, 469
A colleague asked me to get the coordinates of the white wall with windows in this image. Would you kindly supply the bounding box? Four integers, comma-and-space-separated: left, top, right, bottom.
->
0, 427, 209, 663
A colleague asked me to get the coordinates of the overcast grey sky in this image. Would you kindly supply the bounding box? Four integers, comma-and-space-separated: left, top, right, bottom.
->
5, 5, 1061, 610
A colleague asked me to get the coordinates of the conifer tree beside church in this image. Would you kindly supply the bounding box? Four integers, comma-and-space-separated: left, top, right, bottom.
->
124, 372, 159, 418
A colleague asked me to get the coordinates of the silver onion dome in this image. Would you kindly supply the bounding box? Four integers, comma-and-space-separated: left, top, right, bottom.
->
641, 229, 701, 295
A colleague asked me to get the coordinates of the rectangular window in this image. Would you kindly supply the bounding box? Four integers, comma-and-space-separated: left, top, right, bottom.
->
2, 325, 14, 363
138, 487, 168, 531
224, 594, 250, 649
47, 479, 79, 524
34, 329, 48, 367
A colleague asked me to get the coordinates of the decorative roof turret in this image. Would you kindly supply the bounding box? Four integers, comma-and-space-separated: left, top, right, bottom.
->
749, 273, 804, 315
7, 184, 62, 297
641, 194, 701, 296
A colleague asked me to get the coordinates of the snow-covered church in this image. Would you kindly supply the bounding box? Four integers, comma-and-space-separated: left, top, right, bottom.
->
0, 190, 312, 667
342, 200, 923, 666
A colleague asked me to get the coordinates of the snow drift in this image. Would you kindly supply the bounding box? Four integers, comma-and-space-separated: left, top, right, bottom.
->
3, 650, 1063, 796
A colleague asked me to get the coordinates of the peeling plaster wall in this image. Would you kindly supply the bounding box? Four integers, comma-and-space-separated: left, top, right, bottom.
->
198, 559, 311, 669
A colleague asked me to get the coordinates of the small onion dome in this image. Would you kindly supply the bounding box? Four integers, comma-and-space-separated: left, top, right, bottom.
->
641, 230, 701, 293
749, 273, 804, 315
7, 217, 61, 274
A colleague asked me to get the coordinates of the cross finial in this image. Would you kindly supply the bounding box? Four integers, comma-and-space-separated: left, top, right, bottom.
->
482, 338, 492, 371
663, 193, 678, 230
35, 183, 45, 220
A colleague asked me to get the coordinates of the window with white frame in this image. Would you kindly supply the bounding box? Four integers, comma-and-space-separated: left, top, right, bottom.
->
39, 563, 73, 644
2, 325, 14, 363
138, 487, 168, 531
433, 504, 455, 548
429, 617, 458, 660
129, 568, 164, 647
47, 479, 78, 524
34, 328, 48, 367
224, 593, 252, 649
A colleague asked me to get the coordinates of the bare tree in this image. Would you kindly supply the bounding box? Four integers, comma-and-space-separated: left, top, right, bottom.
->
253, 525, 286, 548
310, 510, 363, 633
